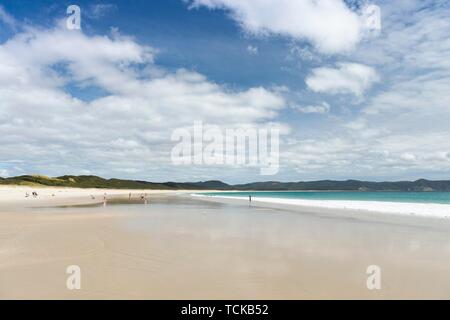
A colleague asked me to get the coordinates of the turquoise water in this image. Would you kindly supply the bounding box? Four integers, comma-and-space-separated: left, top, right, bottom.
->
202, 191, 450, 205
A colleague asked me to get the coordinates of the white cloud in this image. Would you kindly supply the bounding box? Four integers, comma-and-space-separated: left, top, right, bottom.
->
305, 63, 379, 97
287, 43, 320, 62
0, 21, 287, 180
0, 5, 17, 29
279, 2, 450, 180
0, 169, 10, 177
400, 153, 416, 162
187, 0, 366, 54
87, 4, 118, 18
246, 45, 258, 55
2, 2, 450, 182
294, 102, 330, 114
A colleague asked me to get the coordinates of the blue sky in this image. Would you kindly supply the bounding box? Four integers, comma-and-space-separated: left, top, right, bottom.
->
1, 0, 308, 87
0, 0, 449, 183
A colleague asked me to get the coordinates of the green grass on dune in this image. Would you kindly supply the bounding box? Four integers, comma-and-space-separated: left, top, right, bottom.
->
1, 175, 450, 191
0, 175, 171, 189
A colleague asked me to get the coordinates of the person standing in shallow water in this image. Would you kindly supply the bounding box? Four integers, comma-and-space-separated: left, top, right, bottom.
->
249, 195, 252, 203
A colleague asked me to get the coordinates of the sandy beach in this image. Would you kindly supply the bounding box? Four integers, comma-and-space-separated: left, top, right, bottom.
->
0, 185, 182, 208
1, 186, 450, 299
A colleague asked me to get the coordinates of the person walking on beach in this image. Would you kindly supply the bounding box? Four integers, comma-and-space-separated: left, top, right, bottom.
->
129, 193, 131, 201
249, 195, 252, 203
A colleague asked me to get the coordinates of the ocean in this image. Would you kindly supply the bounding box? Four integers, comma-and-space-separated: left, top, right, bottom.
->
202, 191, 450, 204
198, 191, 450, 217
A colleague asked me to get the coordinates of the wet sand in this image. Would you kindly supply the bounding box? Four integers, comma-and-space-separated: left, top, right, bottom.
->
1, 193, 450, 299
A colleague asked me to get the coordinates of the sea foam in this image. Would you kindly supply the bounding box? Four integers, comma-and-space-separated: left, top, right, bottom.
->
198, 195, 450, 219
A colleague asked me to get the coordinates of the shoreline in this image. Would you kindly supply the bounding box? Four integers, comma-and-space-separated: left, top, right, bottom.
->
1, 193, 450, 299
2, 185, 449, 220
194, 194, 450, 218
192, 194, 450, 230
1, 191, 450, 299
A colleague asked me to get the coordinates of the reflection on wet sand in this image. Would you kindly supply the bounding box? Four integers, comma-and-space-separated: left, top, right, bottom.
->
1, 195, 450, 299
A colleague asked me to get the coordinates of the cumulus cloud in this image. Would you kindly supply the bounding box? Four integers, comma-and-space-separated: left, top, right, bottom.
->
2, 1, 450, 182
305, 63, 379, 97
282, 2, 450, 180
0, 20, 286, 180
186, 0, 366, 54
294, 102, 330, 114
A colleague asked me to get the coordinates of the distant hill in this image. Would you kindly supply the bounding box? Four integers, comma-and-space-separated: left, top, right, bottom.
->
1, 175, 450, 191
189, 180, 233, 190
233, 179, 450, 191
0, 175, 233, 190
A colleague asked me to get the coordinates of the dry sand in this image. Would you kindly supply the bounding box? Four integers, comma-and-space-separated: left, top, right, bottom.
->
1, 186, 450, 299
0, 185, 181, 208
